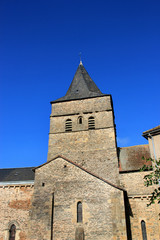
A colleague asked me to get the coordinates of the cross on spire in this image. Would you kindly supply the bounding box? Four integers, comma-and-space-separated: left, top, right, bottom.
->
79, 52, 83, 65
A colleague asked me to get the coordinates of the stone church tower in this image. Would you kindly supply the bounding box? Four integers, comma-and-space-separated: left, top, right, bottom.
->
47, 62, 120, 184
28, 62, 127, 239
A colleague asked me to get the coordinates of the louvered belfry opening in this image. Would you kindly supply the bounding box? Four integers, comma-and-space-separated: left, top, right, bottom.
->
65, 119, 72, 132
88, 116, 95, 130
9, 224, 16, 240
77, 202, 82, 223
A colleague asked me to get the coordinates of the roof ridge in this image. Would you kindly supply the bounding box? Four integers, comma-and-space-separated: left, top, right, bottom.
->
0, 167, 35, 170
79, 65, 94, 92
79, 64, 102, 93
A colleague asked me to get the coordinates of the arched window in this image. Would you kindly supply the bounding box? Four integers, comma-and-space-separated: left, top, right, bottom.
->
9, 224, 16, 240
65, 119, 72, 132
77, 202, 82, 223
88, 116, 95, 130
141, 220, 147, 240
78, 116, 83, 124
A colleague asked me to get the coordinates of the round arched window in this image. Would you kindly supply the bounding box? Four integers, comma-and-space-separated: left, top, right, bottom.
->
9, 224, 16, 240
141, 220, 147, 240
78, 116, 83, 124
77, 201, 82, 223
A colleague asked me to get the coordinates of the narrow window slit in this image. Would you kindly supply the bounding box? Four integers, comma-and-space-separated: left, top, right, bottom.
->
78, 116, 83, 124
141, 220, 147, 240
77, 201, 82, 223
51, 193, 54, 240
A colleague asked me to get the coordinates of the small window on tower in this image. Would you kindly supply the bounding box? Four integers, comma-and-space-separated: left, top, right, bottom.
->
88, 116, 95, 129
78, 116, 83, 124
65, 119, 72, 132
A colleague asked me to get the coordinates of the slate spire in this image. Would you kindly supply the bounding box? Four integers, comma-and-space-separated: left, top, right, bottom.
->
53, 63, 104, 103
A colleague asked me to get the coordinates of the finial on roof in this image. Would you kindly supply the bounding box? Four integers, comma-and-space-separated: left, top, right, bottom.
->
79, 52, 83, 65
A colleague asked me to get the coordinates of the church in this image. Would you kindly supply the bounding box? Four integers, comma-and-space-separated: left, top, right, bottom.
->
0, 62, 160, 240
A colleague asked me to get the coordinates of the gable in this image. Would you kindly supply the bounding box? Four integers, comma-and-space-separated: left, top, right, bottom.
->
34, 155, 124, 192
29, 156, 126, 240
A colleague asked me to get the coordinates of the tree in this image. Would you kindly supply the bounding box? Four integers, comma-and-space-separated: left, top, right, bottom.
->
140, 157, 160, 206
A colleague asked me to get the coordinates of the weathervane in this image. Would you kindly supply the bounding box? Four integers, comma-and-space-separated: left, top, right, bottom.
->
79, 52, 82, 65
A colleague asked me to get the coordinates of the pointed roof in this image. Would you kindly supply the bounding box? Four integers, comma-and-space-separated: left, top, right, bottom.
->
52, 63, 105, 103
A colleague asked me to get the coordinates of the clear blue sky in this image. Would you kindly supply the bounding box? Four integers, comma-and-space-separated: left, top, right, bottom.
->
0, 0, 160, 168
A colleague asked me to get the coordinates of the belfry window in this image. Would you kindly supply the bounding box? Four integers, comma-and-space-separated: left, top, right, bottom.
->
65, 119, 72, 132
77, 201, 82, 223
88, 116, 95, 129
78, 116, 83, 124
9, 224, 16, 240
141, 220, 147, 240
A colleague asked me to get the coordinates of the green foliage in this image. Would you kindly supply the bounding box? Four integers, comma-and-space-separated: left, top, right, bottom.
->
140, 157, 160, 206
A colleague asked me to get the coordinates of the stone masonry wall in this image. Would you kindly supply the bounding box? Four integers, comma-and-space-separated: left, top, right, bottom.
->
0, 185, 34, 240
128, 198, 160, 240
48, 96, 119, 185
50, 110, 113, 134
120, 172, 155, 196
28, 157, 127, 240
48, 128, 119, 184
51, 96, 112, 116
120, 172, 160, 240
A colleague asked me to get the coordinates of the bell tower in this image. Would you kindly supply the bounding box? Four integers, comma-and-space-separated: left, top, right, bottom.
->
48, 62, 119, 184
